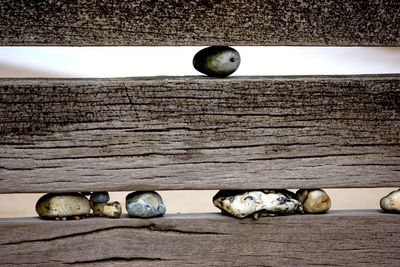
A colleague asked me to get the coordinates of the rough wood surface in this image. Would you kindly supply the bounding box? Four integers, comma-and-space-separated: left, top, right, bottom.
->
0, 75, 400, 192
0, 1, 399, 46
0, 211, 399, 266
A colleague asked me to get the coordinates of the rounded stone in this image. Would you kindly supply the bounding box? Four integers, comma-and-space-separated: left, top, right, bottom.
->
126, 191, 166, 218
36, 193, 90, 218
90, 191, 110, 203
296, 189, 331, 214
380, 189, 400, 213
92, 201, 122, 218
213, 190, 303, 219
193, 46, 240, 77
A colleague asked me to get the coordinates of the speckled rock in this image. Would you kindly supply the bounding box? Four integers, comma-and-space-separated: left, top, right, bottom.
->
90, 191, 110, 203
193, 46, 240, 77
92, 201, 122, 218
36, 193, 90, 219
213, 190, 303, 219
296, 189, 331, 214
126, 191, 166, 218
380, 189, 400, 213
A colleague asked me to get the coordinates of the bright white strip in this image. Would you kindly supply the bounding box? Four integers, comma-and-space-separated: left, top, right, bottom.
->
0, 47, 399, 77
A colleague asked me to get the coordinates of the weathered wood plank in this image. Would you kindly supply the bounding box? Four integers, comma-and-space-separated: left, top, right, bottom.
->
0, 75, 400, 192
0, 1, 399, 46
0, 211, 399, 266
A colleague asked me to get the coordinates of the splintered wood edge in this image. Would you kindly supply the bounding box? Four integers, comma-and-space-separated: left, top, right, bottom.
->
0, 75, 400, 192
0, 210, 399, 266
0, 1, 399, 46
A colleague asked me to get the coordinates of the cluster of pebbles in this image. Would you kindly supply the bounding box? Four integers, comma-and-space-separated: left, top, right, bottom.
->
36, 188, 400, 220
36, 191, 165, 220
214, 188, 400, 218
35, 188, 331, 220
213, 189, 331, 219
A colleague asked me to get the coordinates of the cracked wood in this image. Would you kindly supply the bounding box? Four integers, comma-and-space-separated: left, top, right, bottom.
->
0, 75, 400, 192
0, 211, 399, 266
0, 1, 399, 46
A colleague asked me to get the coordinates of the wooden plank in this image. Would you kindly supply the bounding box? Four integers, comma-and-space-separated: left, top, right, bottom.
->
0, 75, 400, 192
0, 1, 399, 46
0, 211, 399, 266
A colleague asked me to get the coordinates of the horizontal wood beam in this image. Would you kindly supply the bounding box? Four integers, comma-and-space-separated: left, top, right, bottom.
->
0, 75, 399, 192
0, 211, 399, 266
0, 1, 399, 46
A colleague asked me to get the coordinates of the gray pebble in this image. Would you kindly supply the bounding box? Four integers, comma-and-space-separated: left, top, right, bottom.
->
126, 191, 166, 218
90, 191, 110, 203
193, 46, 240, 77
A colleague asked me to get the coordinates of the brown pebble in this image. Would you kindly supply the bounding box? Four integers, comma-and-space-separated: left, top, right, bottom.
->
380, 189, 400, 213
296, 189, 331, 214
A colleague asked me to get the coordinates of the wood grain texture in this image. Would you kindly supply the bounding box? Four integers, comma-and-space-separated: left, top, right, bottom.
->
0, 211, 399, 266
0, 1, 399, 46
0, 75, 400, 192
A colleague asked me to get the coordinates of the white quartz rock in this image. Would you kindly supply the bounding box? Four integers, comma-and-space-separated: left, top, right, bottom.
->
213, 190, 303, 219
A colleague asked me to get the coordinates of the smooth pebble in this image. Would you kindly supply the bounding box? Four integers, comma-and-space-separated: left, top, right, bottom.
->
213, 189, 303, 219
90, 191, 110, 203
126, 191, 166, 218
380, 189, 400, 213
36, 193, 90, 219
296, 189, 331, 214
193, 46, 240, 77
92, 201, 122, 218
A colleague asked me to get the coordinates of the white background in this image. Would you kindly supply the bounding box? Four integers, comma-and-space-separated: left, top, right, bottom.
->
0, 47, 399, 77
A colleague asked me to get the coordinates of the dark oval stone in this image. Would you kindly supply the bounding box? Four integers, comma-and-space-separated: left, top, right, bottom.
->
193, 46, 240, 77
90, 191, 110, 203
